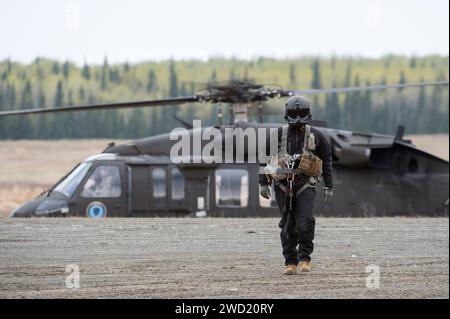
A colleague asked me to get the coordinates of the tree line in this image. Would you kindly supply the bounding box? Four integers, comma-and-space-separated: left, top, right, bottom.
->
0, 55, 448, 139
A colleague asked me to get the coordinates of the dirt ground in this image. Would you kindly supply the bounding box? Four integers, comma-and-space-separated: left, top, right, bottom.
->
0, 135, 448, 217
0, 217, 448, 299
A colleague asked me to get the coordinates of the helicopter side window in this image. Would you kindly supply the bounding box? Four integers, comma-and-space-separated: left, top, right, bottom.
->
153, 168, 166, 198
171, 168, 185, 200
215, 169, 248, 207
80, 165, 122, 198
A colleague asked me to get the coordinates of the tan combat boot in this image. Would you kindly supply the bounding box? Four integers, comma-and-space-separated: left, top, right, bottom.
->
298, 260, 311, 272
283, 264, 298, 275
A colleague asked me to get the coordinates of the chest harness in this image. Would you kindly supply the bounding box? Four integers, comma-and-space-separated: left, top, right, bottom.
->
265, 125, 323, 207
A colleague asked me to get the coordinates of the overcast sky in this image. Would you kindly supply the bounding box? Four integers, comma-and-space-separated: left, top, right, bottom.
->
0, 0, 448, 65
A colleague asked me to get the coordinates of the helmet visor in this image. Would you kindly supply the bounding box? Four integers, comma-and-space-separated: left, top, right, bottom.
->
286, 108, 310, 118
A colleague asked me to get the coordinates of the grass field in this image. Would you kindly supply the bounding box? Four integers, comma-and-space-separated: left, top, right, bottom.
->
0, 135, 448, 217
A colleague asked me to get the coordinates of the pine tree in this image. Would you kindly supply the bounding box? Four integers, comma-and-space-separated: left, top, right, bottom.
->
398, 71, 406, 88
430, 74, 446, 133
6, 84, 17, 138
169, 61, 178, 98
185, 82, 197, 127
128, 108, 146, 137
65, 90, 75, 138
78, 86, 86, 101
8, 84, 16, 108
310, 59, 322, 89
63, 61, 70, 79
109, 67, 120, 83
351, 75, 362, 131
229, 69, 236, 81
209, 69, 217, 83
51, 62, 60, 75
179, 82, 187, 96
101, 57, 109, 91
84, 94, 100, 137
330, 55, 337, 69
410, 56, 417, 69
325, 80, 340, 129
310, 59, 322, 119
81, 62, 90, 80
373, 77, 387, 133
36, 66, 44, 81
147, 69, 157, 93
343, 63, 352, 128
383, 57, 390, 69
0, 87, 4, 111
52, 80, 65, 137
289, 63, 296, 86
0, 88, 4, 138
415, 78, 426, 133
17, 80, 33, 138
123, 62, 130, 73
6, 58, 12, 74
167, 61, 179, 130
397, 71, 407, 128
37, 89, 48, 138
54, 80, 64, 107
243, 67, 249, 80
362, 79, 373, 132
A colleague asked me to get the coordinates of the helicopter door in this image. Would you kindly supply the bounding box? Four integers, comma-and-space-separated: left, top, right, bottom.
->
150, 166, 168, 212
168, 166, 187, 212
128, 165, 150, 214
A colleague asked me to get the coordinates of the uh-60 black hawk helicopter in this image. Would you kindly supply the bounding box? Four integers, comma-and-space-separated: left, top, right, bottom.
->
1, 79, 448, 218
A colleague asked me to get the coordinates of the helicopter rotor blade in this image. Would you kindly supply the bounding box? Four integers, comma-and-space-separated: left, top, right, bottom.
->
0, 96, 199, 117
285, 81, 449, 96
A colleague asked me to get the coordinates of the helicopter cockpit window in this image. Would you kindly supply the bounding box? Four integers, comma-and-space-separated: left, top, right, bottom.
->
171, 168, 185, 200
80, 165, 122, 198
215, 169, 248, 207
152, 168, 166, 198
54, 162, 92, 198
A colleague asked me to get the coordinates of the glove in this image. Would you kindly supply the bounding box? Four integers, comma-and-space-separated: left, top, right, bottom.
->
260, 184, 271, 199
322, 187, 333, 202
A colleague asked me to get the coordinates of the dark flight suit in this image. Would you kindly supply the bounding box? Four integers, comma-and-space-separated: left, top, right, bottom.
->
259, 125, 333, 265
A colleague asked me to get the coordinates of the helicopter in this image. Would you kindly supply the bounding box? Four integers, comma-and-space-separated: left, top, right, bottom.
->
0, 80, 448, 218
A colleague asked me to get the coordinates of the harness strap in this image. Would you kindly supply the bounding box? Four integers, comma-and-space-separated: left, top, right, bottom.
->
279, 125, 288, 158
303, 125, 310, 153
275, 182, 288, 194
295, 182, 317, 197
275, 177, 317, 197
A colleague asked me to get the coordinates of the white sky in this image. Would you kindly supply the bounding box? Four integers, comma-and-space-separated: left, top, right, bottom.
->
0, 0, 448, 65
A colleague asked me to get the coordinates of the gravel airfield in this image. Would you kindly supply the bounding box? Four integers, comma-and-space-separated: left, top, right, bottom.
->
0, 217, 448, 299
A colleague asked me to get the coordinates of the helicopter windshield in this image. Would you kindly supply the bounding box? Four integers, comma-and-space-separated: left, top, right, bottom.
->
53, 162, 92, 197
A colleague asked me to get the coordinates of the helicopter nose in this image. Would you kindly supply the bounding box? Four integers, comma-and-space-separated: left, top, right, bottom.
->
9, 196, 47, 218
9, 204, 34, 218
